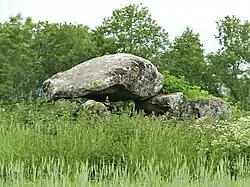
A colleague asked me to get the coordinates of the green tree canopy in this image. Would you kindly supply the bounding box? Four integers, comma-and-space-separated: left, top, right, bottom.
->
205, 15, 250, 109
0, 14, 40, 100
0, 14, 99, 100
32, 21, 99, 79
167, 27, 205, 86
93, 3, 170, 68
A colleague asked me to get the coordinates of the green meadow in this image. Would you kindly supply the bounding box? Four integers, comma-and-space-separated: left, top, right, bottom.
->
1, 100, 250, 186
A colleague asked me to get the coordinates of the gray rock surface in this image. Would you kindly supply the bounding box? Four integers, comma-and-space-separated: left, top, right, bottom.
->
187, 97, 232, 119
135, 92, 184, 116
82, 100, 109, 115
42, 53, 163, 101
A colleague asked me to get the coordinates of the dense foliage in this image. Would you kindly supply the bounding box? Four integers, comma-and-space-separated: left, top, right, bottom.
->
93, 3, 169, 68
165, 27, 205, 86
0, 14, 98, 101
162, 71, 210, 99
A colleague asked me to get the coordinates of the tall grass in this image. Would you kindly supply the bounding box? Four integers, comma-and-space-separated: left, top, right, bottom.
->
2, 158, 250, 186
1, 100, 250, 185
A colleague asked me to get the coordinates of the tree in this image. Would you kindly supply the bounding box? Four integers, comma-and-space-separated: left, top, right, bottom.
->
0, 14, 99, 101
0, 14, 40, 100
202, 52, 225, 97
32, 21, 99, 80
93, 3, 170, 68
166, 27, 205, 86
205, 15, 250, 109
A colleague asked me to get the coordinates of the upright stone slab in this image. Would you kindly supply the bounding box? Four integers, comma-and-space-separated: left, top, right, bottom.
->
187, 97, 232, 119
135, 92, 184, 116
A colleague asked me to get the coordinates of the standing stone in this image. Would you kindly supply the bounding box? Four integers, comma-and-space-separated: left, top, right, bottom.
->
135, 92, 184, 116
187, 97, 232, 119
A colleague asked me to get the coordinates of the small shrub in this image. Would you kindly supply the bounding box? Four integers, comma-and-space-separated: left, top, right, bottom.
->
186, 85, 211, 99
162, 71, 187, 93
162, 71, 211, 99
190, 116, 250, 168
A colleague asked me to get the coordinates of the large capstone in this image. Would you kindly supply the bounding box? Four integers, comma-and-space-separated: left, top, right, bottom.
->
42, 53, 163, 101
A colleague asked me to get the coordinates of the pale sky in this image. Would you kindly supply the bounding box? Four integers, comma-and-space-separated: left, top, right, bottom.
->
0, 0, 249, 53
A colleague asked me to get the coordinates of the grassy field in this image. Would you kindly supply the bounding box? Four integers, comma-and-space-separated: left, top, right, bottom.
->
1, 100, 250, 186
2, 158, 250, 186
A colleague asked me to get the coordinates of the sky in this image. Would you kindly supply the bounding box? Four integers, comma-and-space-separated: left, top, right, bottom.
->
0, 0, 249, 53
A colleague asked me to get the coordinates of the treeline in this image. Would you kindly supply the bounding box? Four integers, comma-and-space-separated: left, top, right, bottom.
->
0, 4, 249, 110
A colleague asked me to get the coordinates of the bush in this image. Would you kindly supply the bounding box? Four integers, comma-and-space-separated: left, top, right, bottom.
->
162, 71, 211, 99
186, 85, 211, 99
162, 71, 187, 93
